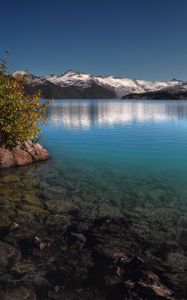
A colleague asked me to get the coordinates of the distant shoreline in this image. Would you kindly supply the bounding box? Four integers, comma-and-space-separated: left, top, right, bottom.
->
122, 91, 187, 100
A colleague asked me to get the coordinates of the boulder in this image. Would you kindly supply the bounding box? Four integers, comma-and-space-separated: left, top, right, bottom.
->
13, 146, 33, 166
31, 143, 49, 161
23, 141, 49, 161
0, 147, 15, 168
2, 286, 36, 300
0, 141, 49, 169
0, 241, 21, 269
71, 232, 87, 243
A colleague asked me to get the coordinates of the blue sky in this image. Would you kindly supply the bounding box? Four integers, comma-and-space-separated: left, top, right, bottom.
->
0, 0, 186, 80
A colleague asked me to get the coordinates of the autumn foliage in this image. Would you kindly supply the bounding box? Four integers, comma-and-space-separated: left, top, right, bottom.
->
0, 58, 47, 146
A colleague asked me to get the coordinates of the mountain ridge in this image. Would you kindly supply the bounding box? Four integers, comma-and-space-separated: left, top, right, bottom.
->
13, 70, 187, 99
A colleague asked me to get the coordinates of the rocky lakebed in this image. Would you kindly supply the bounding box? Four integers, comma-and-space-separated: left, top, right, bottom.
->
0, 161, 186, 300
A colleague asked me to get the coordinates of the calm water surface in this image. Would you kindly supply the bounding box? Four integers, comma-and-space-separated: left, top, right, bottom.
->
43, 101, 187, 210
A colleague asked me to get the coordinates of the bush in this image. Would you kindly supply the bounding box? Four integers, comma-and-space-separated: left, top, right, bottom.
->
0, 58, 47, 146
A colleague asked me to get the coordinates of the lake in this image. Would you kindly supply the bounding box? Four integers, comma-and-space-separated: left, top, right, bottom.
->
0, 99, 187, 298
43, 99, 187, 228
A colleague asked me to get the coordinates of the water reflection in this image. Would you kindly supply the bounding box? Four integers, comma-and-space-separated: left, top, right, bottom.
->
47, 100, 187, 129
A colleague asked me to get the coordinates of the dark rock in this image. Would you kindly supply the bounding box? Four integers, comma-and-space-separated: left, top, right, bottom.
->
0, 210, 178, 299
0, 217, 11, 238
178, 230, 187, 250
33, 236, 51, 250
33, 276, 50, 299
0, 241, 21, 269
71, 232, 87, 243
128, 256, 144, 269
1, 286, 36, 300
18, 237, 36, 256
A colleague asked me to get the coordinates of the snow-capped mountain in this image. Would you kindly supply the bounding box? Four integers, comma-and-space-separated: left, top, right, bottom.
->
13, 70, 186, 99
122, 80, 187, 99
42, 71, 182, 98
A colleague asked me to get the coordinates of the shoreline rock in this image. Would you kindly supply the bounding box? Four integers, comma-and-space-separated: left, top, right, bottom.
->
0, 141, 49, 169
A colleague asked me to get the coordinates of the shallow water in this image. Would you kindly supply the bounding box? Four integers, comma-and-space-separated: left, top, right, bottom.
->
0, 99, 187, 297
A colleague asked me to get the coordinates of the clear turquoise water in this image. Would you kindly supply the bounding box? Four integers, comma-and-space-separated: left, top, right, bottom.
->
38, 99, 187, 240
1, 99, 187, 241
44, 99, 187, 175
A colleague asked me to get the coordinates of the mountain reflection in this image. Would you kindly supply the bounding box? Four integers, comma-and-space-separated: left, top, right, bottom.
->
47, 100, 187, 129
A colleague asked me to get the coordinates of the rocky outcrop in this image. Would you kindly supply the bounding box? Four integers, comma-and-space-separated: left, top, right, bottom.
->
0, 141, 49, 169
0, 148, 15, 168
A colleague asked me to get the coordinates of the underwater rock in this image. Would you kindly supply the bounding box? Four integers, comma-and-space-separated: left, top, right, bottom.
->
2, 286, 36, 300
71, 232, 87, 243
0, 218, 19, 239
178, 230, 187, 250
0, 216, 12, 238
0, 141, 49, 169
0, 241, 21, 269
0, 208, 178, 299
120, 271, 174, 300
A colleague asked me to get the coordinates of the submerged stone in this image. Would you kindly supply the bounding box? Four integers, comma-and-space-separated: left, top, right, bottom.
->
2, 286, 36, 300
0, 241, 21, 269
